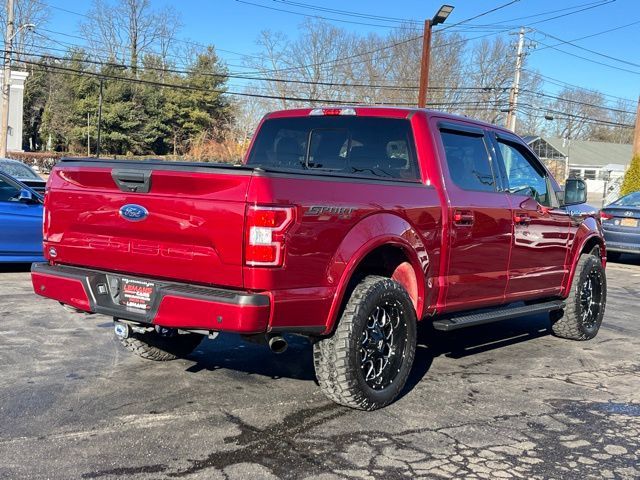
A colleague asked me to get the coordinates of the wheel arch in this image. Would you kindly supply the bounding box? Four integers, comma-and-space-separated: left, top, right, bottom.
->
324, 213, 430, 334
563, 225, 605, 297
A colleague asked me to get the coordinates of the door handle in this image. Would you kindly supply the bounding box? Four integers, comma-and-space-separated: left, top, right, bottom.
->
514, 213, 531, 225
453, 210, 474, 226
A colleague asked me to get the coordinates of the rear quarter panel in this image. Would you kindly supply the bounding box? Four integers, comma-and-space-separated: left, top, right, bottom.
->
245, 174, 442, 332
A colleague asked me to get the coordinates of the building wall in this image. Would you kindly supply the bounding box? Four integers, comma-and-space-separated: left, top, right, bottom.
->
0, 70, 29, 152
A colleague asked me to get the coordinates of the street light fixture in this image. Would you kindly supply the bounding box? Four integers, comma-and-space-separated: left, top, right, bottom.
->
432, 5, 454, 25
418, 4, 455, 108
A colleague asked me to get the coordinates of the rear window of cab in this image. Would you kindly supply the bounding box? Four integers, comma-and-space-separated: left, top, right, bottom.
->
247, 116, 420, 181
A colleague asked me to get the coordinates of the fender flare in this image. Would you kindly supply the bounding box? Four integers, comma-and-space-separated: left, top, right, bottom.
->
324, 213, 429, 333
563, 219, 604, 296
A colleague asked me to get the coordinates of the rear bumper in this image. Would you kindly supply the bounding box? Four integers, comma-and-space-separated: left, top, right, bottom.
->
603, 229, 640, 255
605, 242, 640, 255
31, 263, 271, 333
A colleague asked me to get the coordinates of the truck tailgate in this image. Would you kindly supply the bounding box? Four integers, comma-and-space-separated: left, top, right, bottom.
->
44, 161, 252, 288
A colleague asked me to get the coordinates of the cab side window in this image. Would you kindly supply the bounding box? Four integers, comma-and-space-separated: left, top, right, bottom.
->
440, 130, 496, 192
497, 140, 550, 206
0, 178, 20, 202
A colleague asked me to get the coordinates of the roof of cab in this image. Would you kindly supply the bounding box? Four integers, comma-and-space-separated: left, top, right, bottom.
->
264, 106, 515, 136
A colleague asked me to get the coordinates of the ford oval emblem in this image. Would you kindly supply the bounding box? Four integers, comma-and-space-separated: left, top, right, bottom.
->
119, 204, 148, 222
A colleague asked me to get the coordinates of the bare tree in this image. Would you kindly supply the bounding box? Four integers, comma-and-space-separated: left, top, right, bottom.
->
80, 0, 181, 72
549, 88, 607, 140
0, 0, 50, 65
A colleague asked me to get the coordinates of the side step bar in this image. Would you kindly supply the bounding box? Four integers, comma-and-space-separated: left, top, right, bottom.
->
432, 300, 566, 332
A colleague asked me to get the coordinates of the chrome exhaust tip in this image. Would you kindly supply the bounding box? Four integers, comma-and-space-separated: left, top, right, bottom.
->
267, 335, 288, 354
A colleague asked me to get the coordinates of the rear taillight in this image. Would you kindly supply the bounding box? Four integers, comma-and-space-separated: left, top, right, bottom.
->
245, 206, 295, 267
600, 211, 613, 220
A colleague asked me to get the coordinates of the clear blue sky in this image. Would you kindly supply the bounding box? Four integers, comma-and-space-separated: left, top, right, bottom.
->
42, 0, 640, 104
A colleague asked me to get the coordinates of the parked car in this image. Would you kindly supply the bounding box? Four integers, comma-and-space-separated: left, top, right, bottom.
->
0, 171, 45, 263
31, 107, 606, 410
600, 190, 640, 260
0, 158, 47, 193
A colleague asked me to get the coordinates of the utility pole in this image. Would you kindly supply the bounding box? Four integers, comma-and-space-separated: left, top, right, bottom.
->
0, 0, 15, 157
505, 27, 525, 132
633, 96, 640, 158
87, 112, 90, 156
96, 78, 103, 158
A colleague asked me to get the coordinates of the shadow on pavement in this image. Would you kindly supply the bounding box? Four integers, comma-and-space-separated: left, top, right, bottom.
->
0, 263, 33, 273
185, 333, 316, 381
183, 311, 555, 403
607, 253, 640, 266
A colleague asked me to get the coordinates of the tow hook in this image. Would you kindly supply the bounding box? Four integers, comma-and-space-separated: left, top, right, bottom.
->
114, 321, 130, 339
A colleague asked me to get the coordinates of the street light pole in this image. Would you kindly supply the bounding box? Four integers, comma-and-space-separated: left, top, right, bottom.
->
417, 19, 433, 109
417, 5, 454, 108
0, 0, 15, 157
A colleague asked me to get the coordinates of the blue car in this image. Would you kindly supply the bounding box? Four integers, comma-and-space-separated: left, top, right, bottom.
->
600, 191, 640, 261
0, 171, 45, 263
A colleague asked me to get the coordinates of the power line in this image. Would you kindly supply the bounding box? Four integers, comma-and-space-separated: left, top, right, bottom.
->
439, 0, 521, 31
18, 42, 636, 119
516, 103, 633, 129
534, 39, 640, 75
522, 69, 635, 103
535, 28, 640, 68
272, 0, 421, 25
234, 0, 421, 30
519, 89, 636, 115
16, 53, 635, 132
527, 0, 616, 26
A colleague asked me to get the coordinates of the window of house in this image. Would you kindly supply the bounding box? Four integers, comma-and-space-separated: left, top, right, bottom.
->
583, 169, 597, 180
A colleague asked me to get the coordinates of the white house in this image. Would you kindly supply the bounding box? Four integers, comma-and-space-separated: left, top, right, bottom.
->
0, 70, 29, 152
524, 136, 633, 205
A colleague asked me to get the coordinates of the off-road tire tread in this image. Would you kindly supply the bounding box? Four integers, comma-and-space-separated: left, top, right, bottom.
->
119, 331, 202, 361
313, 275, 417, 410
551, 254, 606, 341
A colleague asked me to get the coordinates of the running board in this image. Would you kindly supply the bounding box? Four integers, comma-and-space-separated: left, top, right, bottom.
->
432, 300, 566, 331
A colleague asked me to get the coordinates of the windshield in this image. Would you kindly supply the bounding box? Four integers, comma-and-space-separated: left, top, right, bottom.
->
0, 161, 41, 179
247, 116, 419, 180
611, 191, 640, 207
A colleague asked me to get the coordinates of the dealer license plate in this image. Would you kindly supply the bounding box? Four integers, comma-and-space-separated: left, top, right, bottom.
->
621, 218, 638, 228
119, 278, 156, 311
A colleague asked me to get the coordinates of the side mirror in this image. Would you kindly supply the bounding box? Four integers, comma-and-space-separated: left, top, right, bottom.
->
18, 188, 34, 203
562, 178, 587, 206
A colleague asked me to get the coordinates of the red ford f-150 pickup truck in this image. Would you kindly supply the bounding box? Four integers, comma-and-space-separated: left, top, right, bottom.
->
32, 107, 607, 410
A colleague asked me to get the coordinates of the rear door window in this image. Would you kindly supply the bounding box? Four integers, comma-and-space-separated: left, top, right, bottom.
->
439, 129, 497, 192
247, 116, 419, 180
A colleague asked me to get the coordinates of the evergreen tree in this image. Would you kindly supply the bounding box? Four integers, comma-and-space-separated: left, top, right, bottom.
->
620, 154, 640, 196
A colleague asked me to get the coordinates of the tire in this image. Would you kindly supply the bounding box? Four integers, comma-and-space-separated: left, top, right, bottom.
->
313, 275, 417, 410
118, 327, 203, 361
551, 254, 606, 340
606, 251, 621, 262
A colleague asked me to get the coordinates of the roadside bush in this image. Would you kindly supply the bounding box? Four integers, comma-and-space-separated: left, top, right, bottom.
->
187, 133, 248, 163
5, 151, 67, 173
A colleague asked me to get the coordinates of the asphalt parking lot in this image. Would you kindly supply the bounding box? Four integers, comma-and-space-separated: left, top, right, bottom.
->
1, 259, 639, 480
